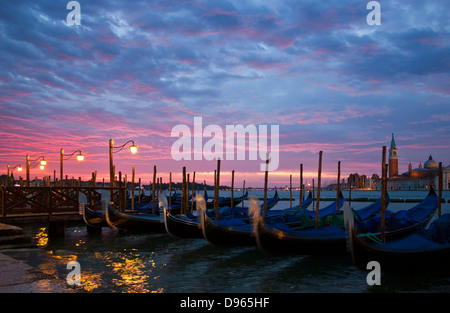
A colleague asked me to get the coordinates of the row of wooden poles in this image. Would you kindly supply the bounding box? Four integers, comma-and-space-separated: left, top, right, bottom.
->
10, 146, 444, 231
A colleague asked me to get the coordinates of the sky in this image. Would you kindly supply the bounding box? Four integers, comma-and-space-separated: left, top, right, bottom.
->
0, 0, 449, 188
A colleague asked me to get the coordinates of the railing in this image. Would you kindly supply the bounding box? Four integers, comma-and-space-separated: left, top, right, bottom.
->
0, 186, 127, 222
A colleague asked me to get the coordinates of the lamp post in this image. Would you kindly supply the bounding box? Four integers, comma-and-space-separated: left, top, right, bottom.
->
6, 164, 23, 186
109, 139, 138, 199
60, 149, 85, 186
25, 155, 46, 187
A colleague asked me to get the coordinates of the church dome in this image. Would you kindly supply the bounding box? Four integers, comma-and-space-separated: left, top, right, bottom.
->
424, 154, 437, 169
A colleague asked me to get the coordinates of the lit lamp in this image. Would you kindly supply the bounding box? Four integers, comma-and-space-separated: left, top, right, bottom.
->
109, 139, 138, 190
25, 155, 47, 186
60, 149, 85, 185
7, 164, 23, 187
129, 144, 138, 154
76, 152, 85, 161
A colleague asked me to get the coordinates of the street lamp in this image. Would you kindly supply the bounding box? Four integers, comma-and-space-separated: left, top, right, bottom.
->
25, 155, 46, 186
60, 149, 85, 185
6, 164, 22, 186
109, 139, 138, 188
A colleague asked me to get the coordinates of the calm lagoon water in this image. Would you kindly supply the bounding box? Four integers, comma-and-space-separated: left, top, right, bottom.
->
4, 190, 450, 293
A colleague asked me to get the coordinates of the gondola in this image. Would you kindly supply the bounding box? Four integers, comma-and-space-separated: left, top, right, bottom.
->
105, 203, 166, 232
163, 191, 279, 239
256, 187, 438, 256
164, 208, 204, 239
355, 186, 438, 239
80, 192, 109, 231
346, 188, 447, 270
82, 203, 109, 229
200, 192, 313, 246
255, 194, 387, 255
205, 191, 248, 209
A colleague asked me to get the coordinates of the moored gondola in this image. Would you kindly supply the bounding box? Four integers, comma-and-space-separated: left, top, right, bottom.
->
163, 191, 279, 239
346, 187, 447, 271
164, 208, 204, 238
200, 192, 311, 246
105, 204, 166, 232
205, 191, 248, 209
82, 203, 109, 229
255, 194, 391, 255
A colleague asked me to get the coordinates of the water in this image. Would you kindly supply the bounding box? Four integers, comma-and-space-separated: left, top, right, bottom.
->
4, 190, 450, 293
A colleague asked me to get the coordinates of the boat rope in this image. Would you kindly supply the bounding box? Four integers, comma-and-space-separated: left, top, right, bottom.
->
359, 233, 383, 243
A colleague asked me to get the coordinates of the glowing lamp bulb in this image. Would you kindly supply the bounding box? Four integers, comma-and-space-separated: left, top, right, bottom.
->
76, 153, 85, 161
40, 159, 47, 166
39, 165, 45, 170
18, 166, 23, 172
129, 144, 138, 154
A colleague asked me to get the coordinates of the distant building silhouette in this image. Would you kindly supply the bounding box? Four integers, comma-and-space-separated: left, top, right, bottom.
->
380, 133, 449, 190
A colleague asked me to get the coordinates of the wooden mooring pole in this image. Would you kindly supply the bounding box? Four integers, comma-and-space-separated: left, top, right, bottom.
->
315, 151, 323, 228
231, 170, 234, 208
337, 161, 341, 211
438, 162, 443, 218
381, 146, 388, 243
152, 165, 157, 214
299, 164, 303, 210
214, 159, 221, 221
262, 154, 269, 220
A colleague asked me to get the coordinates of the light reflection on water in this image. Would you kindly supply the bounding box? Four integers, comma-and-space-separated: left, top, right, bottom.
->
6, 190, 450, 293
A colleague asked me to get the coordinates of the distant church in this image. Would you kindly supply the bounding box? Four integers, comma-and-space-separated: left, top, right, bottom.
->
385, 134, 449, 190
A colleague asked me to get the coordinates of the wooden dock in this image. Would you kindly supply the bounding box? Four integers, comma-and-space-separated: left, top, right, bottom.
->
0, 186, 127, 223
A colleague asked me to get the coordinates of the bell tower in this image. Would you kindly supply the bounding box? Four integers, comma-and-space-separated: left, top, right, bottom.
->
389, 133, 398, 177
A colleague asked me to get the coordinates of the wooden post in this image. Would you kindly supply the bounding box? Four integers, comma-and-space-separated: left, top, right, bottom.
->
26, 155, 30, 187
242, 180, 246, 208
118, 171, 122, 211
152, 165, 157, 214
381, 146, 387, 243
289, 174, 292, 208
315, 151, 323, 228
169, 172, 172, 209
337, 161, 341, 210
299, 164, 303, 210
438, 162, 443, 218
214, 159, 221, 220
157, 177, 160, 212
123, 174, 127, 211
1, 187, 6, 223
109, 139, 114, 198
191, 172, 196, 211
185, 174, 188, 212
231, 170, 234, 208
213, 170, 217, 211
6, 165, 10, 187
182, 167, 186, 214
262, 154, 269, 220
60, 148, 64, 187
131, 167, 135, 211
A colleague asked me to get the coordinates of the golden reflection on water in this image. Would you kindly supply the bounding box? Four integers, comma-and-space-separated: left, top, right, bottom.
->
105, 250, 150, 293
33, 227, 165, 293
98, 249, 164, 293
34, 227, 48, 247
